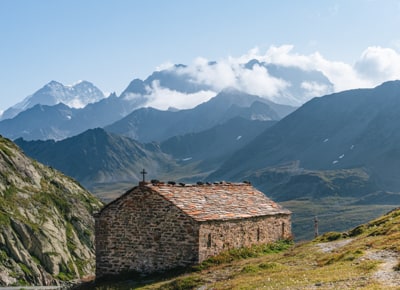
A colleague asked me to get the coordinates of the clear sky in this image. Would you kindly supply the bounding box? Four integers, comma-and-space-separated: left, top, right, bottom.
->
1, 0, 400, 112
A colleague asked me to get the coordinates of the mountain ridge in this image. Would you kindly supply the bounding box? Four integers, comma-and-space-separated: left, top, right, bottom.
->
15, 128, 177, 189
105, 89, 295, 142
209, 80, 400, 190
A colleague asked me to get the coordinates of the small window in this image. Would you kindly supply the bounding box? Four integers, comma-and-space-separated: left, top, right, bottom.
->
282, 222, 285, 238
257, 227, 260, 241
207, 233, 212, 248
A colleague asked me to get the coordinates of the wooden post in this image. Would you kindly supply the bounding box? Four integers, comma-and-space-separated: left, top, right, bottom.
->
314, 216, 319, 238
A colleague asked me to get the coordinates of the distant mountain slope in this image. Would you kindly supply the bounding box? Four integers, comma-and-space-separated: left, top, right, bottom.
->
105, 89, 295, 142
210, 80, 400, 191
15, 118, 275, 189
15, 128, 177, 188
0, 103, 77, 141
1, 80, 104, 120
0, 136, 103, 286
0, 93, 147, 141
160, 117, 276, 178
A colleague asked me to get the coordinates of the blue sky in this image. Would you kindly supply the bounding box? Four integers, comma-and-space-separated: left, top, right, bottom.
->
1, 0, 400, 112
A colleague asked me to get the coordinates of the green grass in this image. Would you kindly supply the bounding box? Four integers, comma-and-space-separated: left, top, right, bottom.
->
158, 276, 204, 290
195, 239, 293, 270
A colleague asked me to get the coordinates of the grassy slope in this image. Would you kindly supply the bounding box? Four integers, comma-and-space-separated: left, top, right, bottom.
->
81, 207, 400, 290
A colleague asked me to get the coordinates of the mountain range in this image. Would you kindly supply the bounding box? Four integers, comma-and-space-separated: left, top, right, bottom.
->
0, 58, 333, 141
15, 115, 274, 189
210, 80, 400, 193
0, 92, 148, 141
104, 89, 294, 142
1, 80, 105, 120
15, 128, 176, 188
3, 60, 400, 240
0, 88, 294, 142
12, 79, 400, 240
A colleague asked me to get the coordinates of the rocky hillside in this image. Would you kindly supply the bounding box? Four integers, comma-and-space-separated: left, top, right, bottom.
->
0, 136, 103, 286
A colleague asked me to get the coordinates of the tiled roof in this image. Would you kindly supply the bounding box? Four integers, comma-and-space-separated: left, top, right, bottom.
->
147, 182, 291, 221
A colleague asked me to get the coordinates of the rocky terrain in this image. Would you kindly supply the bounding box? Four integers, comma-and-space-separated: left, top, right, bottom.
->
0, 135, 103, 286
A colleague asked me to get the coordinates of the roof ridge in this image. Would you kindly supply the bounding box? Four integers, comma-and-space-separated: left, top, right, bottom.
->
148, 181, 252, 187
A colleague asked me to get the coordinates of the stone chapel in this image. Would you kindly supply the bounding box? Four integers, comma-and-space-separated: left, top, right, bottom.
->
95, 180, 291, 278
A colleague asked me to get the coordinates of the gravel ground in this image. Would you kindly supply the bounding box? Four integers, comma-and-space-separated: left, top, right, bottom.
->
317, 239, 400, 287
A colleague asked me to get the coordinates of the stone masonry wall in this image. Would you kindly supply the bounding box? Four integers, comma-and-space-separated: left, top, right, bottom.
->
95, 186, 200, 278
198, 214, 291, 262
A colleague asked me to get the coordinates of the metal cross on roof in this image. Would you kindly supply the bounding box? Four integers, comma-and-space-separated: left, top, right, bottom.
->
140, 168, 147, 182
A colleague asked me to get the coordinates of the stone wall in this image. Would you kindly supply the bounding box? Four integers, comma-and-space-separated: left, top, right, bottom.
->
95, 186, 200, 278
198, 214, 291, 262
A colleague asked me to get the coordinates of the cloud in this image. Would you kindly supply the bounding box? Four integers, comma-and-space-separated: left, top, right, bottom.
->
155, 61, 175, 71
258, 45, 371, 91
354, 46, 400, 83
144, 80, 216, 110
236, 64, 289, 99
148, 45, 400, 108
177, 54, 291, 101
301, 81, 332, 98
66, 98, 86, 109
187, 57, 237, 90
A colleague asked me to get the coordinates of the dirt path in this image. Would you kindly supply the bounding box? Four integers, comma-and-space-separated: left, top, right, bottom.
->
364, 250, 400, 287
316, 238, 353, 253
316, 239, 400, 287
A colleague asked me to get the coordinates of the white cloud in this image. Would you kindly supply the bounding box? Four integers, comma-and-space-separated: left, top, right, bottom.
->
301, 81, 331, 98
259, 45, 370, 91
66, 98, 86, 109
144, 80, 216, 110
155, 61, 175, 71
188, 57, 237, 90
148, 45, 400, 108
236, 64, 289, 99
177, 54, 291, 102
355, 46, 400, 83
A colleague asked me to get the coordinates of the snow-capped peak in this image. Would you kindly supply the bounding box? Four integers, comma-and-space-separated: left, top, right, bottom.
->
1, 80, 105, 120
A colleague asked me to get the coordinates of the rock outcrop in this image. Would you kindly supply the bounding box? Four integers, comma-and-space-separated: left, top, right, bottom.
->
0, 135, 103, 286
